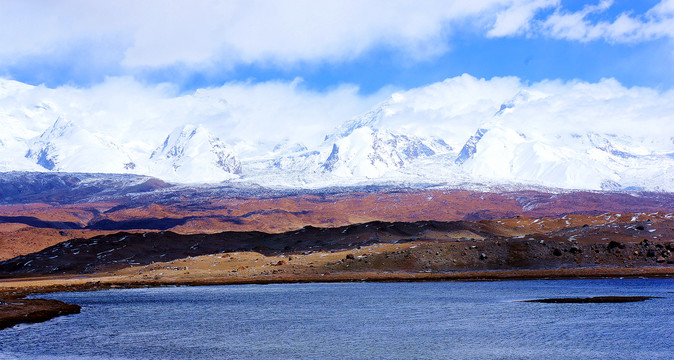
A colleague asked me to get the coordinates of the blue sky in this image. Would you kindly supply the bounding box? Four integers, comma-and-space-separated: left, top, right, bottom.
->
1, 0, 673, 94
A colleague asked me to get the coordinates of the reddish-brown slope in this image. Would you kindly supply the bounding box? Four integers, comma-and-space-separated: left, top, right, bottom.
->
0, 189, 672, 261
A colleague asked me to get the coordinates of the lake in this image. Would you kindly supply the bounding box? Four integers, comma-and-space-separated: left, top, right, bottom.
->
1, 279, 672, 359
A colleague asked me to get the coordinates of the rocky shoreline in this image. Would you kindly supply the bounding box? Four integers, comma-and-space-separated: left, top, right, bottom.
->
0, 295, 80, 330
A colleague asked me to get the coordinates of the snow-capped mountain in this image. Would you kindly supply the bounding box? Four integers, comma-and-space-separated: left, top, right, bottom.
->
246, 108, 452, 182
447, 88, 674, 191
457, 126, 622, 190
4, 112, 242, 183
0, 75, 673, 191
320, 126, 450, 178
25, 117, 137, 174
150, 124, 241, 183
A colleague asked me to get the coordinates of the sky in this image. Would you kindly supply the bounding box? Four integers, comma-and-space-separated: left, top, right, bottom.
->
0, 0, 673, 155
1, 0, 673, 93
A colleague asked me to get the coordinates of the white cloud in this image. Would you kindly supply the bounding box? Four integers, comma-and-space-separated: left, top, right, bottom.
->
487, 0, 558, 37
481, 0, 674, 44
537, 0, 674, 43
538, 0, 613, 40
500, 78, 674, 143
350, 74, 674, 150
0, 0, 524, 70
0, 76, 388, 157
3, 74, 673, 154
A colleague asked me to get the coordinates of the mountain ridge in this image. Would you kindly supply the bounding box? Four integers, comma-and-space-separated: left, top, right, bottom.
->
1, 76, 672, 191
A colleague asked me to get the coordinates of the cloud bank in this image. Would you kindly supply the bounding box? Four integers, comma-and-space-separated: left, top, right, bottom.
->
2, 74, 672, 156
0, 77, 385, 156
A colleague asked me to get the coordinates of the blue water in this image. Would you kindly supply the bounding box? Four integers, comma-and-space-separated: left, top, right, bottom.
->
0, 279, 672, 359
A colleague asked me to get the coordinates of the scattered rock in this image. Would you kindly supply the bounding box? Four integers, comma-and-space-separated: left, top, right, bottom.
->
552, 249, 562, 256
607, 241, 625, 250
479, 253, 487, 260
656, 256, 666, 263
345, 254, 355, 260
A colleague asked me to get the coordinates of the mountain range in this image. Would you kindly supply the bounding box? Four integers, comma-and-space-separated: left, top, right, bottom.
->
1, 77, 672, 191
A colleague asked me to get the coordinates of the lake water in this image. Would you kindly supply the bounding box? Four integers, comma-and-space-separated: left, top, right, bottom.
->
1, 279, 672, 359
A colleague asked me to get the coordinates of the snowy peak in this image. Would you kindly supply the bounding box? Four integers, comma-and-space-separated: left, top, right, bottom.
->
451, 121, 674, 190
320, 127, 448, 178
152, 125, 200, 161
466, 130, 619, 190
456, 90, 530, 165
493, 90, 537, 116
455, 128, 488, 165
151, 124, 241, 183
25, 117, 78, 170
316, 98, 453, 179
327, 102, 390, 142
25, 117, 136, 173
24, 121, 242, 183
456, 89, 539, 166
36, 116, 75, 142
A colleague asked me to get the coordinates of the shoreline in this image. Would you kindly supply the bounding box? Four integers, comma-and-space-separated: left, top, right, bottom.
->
2, 266, 672, 295
0, 296, 80, 330
1, 266, 672, 330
